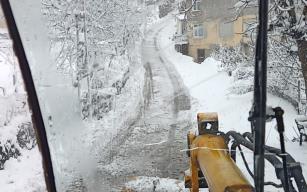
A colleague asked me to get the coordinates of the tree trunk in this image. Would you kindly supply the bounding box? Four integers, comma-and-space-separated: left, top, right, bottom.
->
297, 39, 307, 102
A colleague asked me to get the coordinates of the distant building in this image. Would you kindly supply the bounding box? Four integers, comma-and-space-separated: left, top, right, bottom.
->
174, 0, 256, 63
0, 7, 7, 28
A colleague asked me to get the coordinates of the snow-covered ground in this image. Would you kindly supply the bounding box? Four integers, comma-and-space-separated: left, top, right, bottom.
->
0, 147, 46, 192
124, 176, 184, 192
125, 14, 307, 192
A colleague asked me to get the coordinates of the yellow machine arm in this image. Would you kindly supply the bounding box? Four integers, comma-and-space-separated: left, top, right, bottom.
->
185, 113, 253, 192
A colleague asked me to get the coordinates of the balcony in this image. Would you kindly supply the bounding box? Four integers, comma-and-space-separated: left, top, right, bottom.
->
173, 33, 188, 45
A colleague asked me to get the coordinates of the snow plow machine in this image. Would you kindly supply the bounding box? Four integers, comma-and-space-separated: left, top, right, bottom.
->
184, 112, 307, 192
184, 112, 253, 192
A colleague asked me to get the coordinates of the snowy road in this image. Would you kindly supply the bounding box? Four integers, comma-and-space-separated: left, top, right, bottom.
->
96, 17, 192, 191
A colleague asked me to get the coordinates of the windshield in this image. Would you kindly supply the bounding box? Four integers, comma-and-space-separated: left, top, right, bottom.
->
1, 0, 307, 191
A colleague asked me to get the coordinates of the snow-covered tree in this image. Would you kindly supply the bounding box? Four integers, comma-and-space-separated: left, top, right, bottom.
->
42, 0, 146, 119
232, 0, 307, 111
212, 39, 305, 111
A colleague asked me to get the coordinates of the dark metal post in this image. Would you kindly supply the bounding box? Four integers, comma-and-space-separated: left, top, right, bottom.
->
273, 107, 290, 192
0, 1, 57, 191
249, 0, 269, 191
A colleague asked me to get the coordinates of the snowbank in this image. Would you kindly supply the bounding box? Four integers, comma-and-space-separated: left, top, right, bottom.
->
124, 176, 209, 192
124, 176, 185, 192
0, 148, 46, 192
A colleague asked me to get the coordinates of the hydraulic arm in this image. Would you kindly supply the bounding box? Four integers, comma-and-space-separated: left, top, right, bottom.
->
185, 113, 253, 192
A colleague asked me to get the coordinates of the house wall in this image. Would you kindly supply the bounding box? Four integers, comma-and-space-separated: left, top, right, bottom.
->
188, 15, 255, 61
185, 0, 256, 62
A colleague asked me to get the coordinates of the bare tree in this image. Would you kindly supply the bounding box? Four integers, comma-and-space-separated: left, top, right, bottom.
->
42, 0, 146, 119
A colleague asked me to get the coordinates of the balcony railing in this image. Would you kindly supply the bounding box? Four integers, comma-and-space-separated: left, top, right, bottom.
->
173, 33, 188, 45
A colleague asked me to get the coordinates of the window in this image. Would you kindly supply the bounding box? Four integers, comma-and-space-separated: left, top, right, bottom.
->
192, 0, 201, 11
219, 21, 234, 38
193, 24, 205, 38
